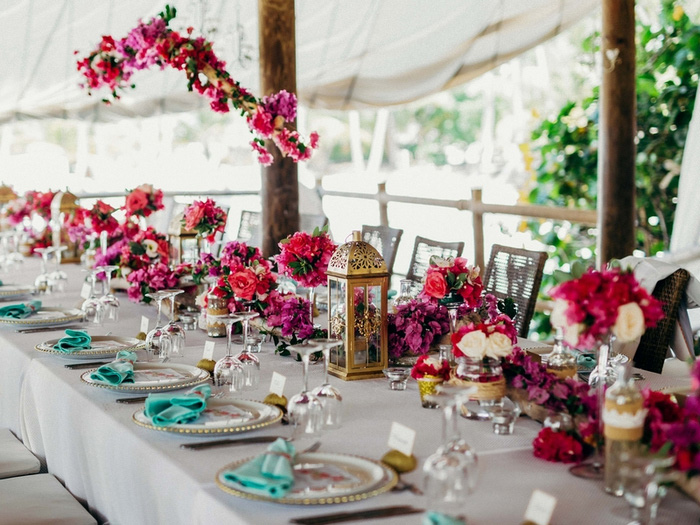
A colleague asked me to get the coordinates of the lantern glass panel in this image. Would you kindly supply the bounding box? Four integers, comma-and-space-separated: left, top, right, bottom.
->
328, 278, 347, 368
367, 284, 383, 365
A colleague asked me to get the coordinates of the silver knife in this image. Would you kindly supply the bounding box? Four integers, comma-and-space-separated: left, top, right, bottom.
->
290, 505, 424, 524
180, 435, 282, 450
64, 361, 110, 370
17, 324, 86, 334
115, 396, 148, 404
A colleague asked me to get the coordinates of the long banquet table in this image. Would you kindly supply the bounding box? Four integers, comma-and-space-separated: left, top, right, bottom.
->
1, 261, 699, 525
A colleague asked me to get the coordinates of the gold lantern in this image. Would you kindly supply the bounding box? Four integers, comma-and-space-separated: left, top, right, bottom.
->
50, 190, 81, 263
167, 212, 200, 265
326, 231, 389, 380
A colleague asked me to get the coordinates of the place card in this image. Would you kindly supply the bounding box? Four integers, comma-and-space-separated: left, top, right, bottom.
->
522, 489, 557, 525
140, 316, 149, 334
203, 341, 216, 361
387, 422, 416, 457
80, 282, 92, 300
269, 372, 286, 396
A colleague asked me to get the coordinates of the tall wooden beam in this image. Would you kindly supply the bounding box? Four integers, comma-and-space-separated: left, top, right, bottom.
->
597, 0, 636, 266
258, 0, 299, 257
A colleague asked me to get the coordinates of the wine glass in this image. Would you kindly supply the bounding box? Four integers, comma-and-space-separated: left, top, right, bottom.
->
308, 338, 343, 429
233, 310, 260, 391
208, 313, 245, 397
144, 291, 173, 362
48, 245, 68, 293
422, 384, 479, 520
287, 343, 324, 441
96, 265, 120, 323
621, 452, 677, 525
162, 289, 186, 358
33, 247, 53, 293
81, 268, 105, 325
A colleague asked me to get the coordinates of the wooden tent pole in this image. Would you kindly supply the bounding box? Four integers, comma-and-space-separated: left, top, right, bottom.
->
258, 0, 299, 257
597, 0, 636, 266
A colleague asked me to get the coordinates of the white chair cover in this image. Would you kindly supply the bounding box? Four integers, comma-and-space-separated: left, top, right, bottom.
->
0, 428, 40, 479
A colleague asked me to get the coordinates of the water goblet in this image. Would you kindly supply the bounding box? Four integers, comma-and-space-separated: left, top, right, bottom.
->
48, 246, 69, 293
287, 343, 324, 441
81, 268, 105, 325
96, 265, 120, 323
208, 313, 245, 398
144, 291, 174, 362
621, 452, 677, 525
308, 338, 344, 429
162, 289, 186, 358
33, 247, 53, 293
233, 310, 261, 391
7, 229, 24, 264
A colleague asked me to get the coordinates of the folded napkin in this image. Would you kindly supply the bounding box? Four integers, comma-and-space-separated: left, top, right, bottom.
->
423, 511, 466, 525
89, 350, 138, 385
0, 300, 41, 319
222, 438, 296, 498
144, 384, 211, 427
53, 329, 91, 354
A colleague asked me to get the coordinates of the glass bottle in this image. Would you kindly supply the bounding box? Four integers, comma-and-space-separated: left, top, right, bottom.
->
392, 279, 414, 313
545, 328, 577, 379
206, 293, 229, 338
604, 364, 645, 496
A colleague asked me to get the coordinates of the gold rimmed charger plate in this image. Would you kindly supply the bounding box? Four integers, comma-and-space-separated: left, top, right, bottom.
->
215, 452, 398, 505
0, 307, 84, 328
0, 285, 34, 300
80, 362, 210, 393
35, 335, 145, 360
132, 398, 283, 435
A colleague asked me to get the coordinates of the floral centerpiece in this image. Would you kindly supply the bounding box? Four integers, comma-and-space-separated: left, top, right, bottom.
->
422, 256, 483, 307
549, 266, 664, 349
181, 198, 227, 242
76, 5, 318, 166
126, 262, 181, 303
86, 200, 119, 235
411, 354, 451, 408
4, 197, 31, 226
25, 190, 56, 221
124, 184, 164, 219
387, 299, 451, 359
276, 226, 337, 289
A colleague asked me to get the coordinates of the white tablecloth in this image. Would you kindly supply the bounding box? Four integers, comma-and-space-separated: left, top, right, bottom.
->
1, 261, 698, 524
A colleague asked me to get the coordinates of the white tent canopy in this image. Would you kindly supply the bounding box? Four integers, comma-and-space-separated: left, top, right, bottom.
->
0, 0, 597, 123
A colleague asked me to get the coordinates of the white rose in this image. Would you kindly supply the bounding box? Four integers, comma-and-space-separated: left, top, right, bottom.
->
563, 323, 582, 347
143, 239, 159, 258
430, 256, 453, 268
195, 291, 207, 308
612, 302, 645, 342
485, 332, 513, 359
422, 357, 443, 369
456, 330, 487, 359
550, 300, 569, 329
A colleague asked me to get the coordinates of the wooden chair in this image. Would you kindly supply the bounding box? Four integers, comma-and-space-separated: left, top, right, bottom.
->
236, 210, 261, 247
633, 268, 690, 374
482, 244, 547, 338
406, 236, 465, 284
361, 225, 403, 277
300, 213, 329, 234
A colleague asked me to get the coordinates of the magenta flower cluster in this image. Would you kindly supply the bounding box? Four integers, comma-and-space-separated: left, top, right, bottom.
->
263, 291, 314, 340
387, 299, 450, 358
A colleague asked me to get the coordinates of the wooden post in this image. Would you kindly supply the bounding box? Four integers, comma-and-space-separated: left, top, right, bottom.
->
597, 0, 636, 266
258, 0, 299, 257
471, 188, 485, 271
377, 182, 389, 227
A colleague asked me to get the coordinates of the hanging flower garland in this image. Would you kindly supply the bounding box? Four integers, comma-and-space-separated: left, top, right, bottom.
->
76, 5, 319, 166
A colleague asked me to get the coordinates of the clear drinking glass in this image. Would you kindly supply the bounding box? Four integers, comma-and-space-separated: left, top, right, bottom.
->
96, 265, 120, 323
308, 338, 344, 429
233, 310, 260, 391
162, 289, 186, 358
621, 453, 676, 525
208, 313, 245, 397
144, 291, 173, 362
48, 246, 68, 292
288, 343, 324, 441
82, 268, 105, 325
33, 247, 53, 293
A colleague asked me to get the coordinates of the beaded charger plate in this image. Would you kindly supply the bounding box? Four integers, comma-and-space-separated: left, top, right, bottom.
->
80, 362, 209, 393
0, 307, 84, 328
0, 285, 34, 300
35, 336, 145, 360
132, 398, 282, 435
216, 452, 398, 505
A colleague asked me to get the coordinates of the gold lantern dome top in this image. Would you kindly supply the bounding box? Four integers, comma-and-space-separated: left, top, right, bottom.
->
51, 190, 79, 215
327, 231, 387, 277
0, 185, 17, 204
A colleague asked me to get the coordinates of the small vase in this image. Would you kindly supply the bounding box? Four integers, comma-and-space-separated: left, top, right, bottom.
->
417, 375, 443, 408
454, 356, 505, 403
206, 295, 229, 338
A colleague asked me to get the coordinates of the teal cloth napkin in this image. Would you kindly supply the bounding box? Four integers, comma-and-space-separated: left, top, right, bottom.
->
423, 511, 466, 525
222, 438, 296, 498
0, 300, 41, 319
53, 329, 91, 354
144, 384, 211, 427
89, 350, 138, 385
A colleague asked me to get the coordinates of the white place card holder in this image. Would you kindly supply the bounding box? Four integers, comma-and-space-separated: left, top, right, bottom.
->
140, 316, 150, 334
387, 422, 416, 457
269, 372, 286, 396
523, 489, 557, 525
202, 341, 216, 361
80, 282, 92, 300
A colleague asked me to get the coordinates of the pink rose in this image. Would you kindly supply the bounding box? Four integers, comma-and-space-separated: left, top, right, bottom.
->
424, 272, 448, 299
184, 205, 205, 231
228, 269, 258, 301
125, 189, 149, 216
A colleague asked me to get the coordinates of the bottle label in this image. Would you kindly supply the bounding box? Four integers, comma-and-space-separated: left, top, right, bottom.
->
603, 399, 646, 441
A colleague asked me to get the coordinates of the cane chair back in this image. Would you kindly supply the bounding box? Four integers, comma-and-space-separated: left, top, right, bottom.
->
406, 236, 464, 284
361, 225, 404, 276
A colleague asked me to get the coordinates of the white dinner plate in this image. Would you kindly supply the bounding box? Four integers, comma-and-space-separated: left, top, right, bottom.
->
0, 285, 34, 300
132, 398, 282, 435
216, 452, 398, 504
0, 307, 84, 328
35, 335, 145, 360
81, 362, 210, 393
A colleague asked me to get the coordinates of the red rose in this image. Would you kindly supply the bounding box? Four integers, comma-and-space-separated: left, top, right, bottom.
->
125, 189, 149, 216
184, 204, 205, 231
424, 271, 448, 299
533, 427, 584, 463
228, 269, 258, 301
